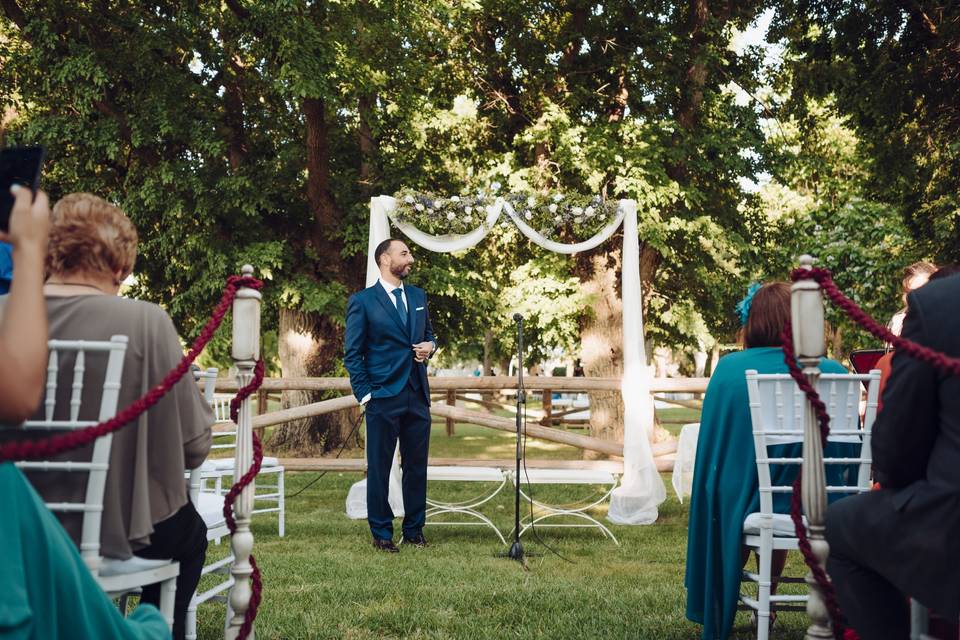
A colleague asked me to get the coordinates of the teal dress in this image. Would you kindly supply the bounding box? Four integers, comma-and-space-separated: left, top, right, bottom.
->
684, 347, 852, 640
0, 463, 170, 639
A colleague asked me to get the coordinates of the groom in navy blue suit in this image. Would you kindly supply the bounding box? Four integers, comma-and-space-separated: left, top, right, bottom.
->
344, 238, 436, 552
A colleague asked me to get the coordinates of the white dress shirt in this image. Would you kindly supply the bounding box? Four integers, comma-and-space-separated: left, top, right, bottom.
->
379, 278, 408, 313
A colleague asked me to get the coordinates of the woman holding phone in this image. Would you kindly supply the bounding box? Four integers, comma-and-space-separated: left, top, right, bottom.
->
0, 185, 170, 639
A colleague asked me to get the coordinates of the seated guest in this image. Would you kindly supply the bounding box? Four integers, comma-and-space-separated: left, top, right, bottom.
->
887, 261, 936, 340
827, 270, 960, 640
685, 282, 851, 640
875, 265, 960, 411
1, 193, 213, 640
0, 185, 169, 639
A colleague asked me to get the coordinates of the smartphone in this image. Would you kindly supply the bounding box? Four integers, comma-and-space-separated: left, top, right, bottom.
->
0, 146, 46, 232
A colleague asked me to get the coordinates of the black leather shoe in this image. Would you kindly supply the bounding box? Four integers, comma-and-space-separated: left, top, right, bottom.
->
402, 533, 428, 548
372, 538, 399, 553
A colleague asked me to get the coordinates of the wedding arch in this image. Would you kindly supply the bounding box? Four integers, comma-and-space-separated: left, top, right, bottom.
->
351, 194, 666, 525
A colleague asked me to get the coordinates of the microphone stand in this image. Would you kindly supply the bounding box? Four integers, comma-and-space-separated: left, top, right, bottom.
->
497, 313, 536, 566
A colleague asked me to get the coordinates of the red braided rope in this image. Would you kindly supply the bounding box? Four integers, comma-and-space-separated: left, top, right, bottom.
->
221, 358, 265, 640
0, 273, 267, 639
793, 267, 960, 374
0, 275, 263, 462
783, 266, 960, 640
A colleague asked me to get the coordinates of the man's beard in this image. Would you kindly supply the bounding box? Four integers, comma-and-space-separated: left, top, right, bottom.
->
390, 263, 411, 280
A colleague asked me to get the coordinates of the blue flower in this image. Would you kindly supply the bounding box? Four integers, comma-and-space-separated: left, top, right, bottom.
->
735, 282, 763, 326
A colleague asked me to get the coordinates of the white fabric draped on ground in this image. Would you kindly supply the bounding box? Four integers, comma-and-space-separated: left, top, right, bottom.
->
345, 195, 665, 525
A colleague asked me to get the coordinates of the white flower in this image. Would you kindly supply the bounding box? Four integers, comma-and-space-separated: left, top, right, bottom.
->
548, 203, 558, 213
554, 215, 562, 222
524, 212, 532, 220
526, 196, 536, 207
451, 196, 460, 202
464, 215, 473, 223
553, 193, 564, 202
403, 195, 415, 204
574, 217, 583, 223
464, 206, 473, 214
490, 181, 502, 192
585, 206, 595, 216
414, 203, 425, 211
436, 199, 445, 207
572, 206, 583, 215
446, 212, 455, 220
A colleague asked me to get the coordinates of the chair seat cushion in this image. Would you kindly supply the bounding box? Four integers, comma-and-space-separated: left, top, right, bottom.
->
100, 555, 174, 577
514, 468, 617, 485
201, 456, 281, 472
196, 491, 226, 529
427, 466, 503, 482
743, 512, 808, 536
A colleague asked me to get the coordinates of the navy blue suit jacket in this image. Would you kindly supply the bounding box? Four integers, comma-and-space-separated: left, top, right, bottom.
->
343, 282, 435, 405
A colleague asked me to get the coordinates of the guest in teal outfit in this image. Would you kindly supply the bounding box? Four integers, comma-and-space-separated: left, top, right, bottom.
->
0, 464, 170, 639
0, 185, 169, 639
684, 282, 851, 639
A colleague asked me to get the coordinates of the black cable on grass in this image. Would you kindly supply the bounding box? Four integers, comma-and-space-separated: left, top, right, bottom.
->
286, 409, 366, 499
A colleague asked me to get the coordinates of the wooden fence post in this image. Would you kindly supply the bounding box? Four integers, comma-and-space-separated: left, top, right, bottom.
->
542, 388, 552, 426
445, 389, 456, 436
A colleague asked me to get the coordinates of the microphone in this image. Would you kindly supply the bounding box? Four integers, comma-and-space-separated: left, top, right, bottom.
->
513, 313, 523, 322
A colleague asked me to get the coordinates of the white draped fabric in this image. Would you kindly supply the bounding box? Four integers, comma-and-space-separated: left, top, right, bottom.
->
346, 195, 665, 525
501, 201, 626, 255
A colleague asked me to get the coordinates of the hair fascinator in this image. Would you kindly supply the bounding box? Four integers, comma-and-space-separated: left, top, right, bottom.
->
735, 282, 762, 326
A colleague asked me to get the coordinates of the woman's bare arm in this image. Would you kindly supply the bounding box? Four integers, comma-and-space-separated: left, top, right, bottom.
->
0, 186, 50, 422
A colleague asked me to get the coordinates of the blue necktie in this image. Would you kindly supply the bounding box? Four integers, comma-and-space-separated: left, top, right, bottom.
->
392, 288, 407, 326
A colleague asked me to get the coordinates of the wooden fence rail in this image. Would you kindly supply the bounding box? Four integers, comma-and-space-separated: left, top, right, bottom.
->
215, 375, 709, 394
217, 376, 705, 472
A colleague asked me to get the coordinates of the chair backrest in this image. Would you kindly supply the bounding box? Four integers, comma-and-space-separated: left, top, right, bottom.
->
193, 367, 235, 450
745, 369, 881, 517
17, 335, 128, 573
189, 368, 218, 500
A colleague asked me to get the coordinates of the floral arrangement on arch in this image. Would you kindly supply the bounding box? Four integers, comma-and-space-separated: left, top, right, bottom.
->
393, 187, 501, 235
392, 186, 620, 239
502, 191, 618, 239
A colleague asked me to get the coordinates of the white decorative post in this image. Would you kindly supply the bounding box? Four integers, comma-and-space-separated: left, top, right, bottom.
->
791, 255, 832, 640
226, 265, 261, 640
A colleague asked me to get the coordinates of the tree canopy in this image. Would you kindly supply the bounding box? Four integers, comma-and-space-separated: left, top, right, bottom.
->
0, 1, 947, 448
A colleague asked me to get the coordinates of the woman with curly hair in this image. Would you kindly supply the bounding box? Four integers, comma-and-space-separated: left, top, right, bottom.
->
7, 193, 213, 640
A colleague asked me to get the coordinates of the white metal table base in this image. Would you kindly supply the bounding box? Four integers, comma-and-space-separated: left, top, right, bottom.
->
514, 475, 620, 545
425, 475, 507, 544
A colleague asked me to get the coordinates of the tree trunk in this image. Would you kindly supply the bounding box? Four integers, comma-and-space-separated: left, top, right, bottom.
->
710, 342, 721, 375
269, 308, 359, 454
358, 93, 377, 194
303, 96, 342, 276
831, 325, 843, 360
483, 329, 494, 376
268, 96, 361, 454
576, 238, 625, 458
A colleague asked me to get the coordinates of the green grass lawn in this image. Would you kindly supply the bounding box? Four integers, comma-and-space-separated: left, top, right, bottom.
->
196, 464, 815, 639
193, 400, 818, 638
